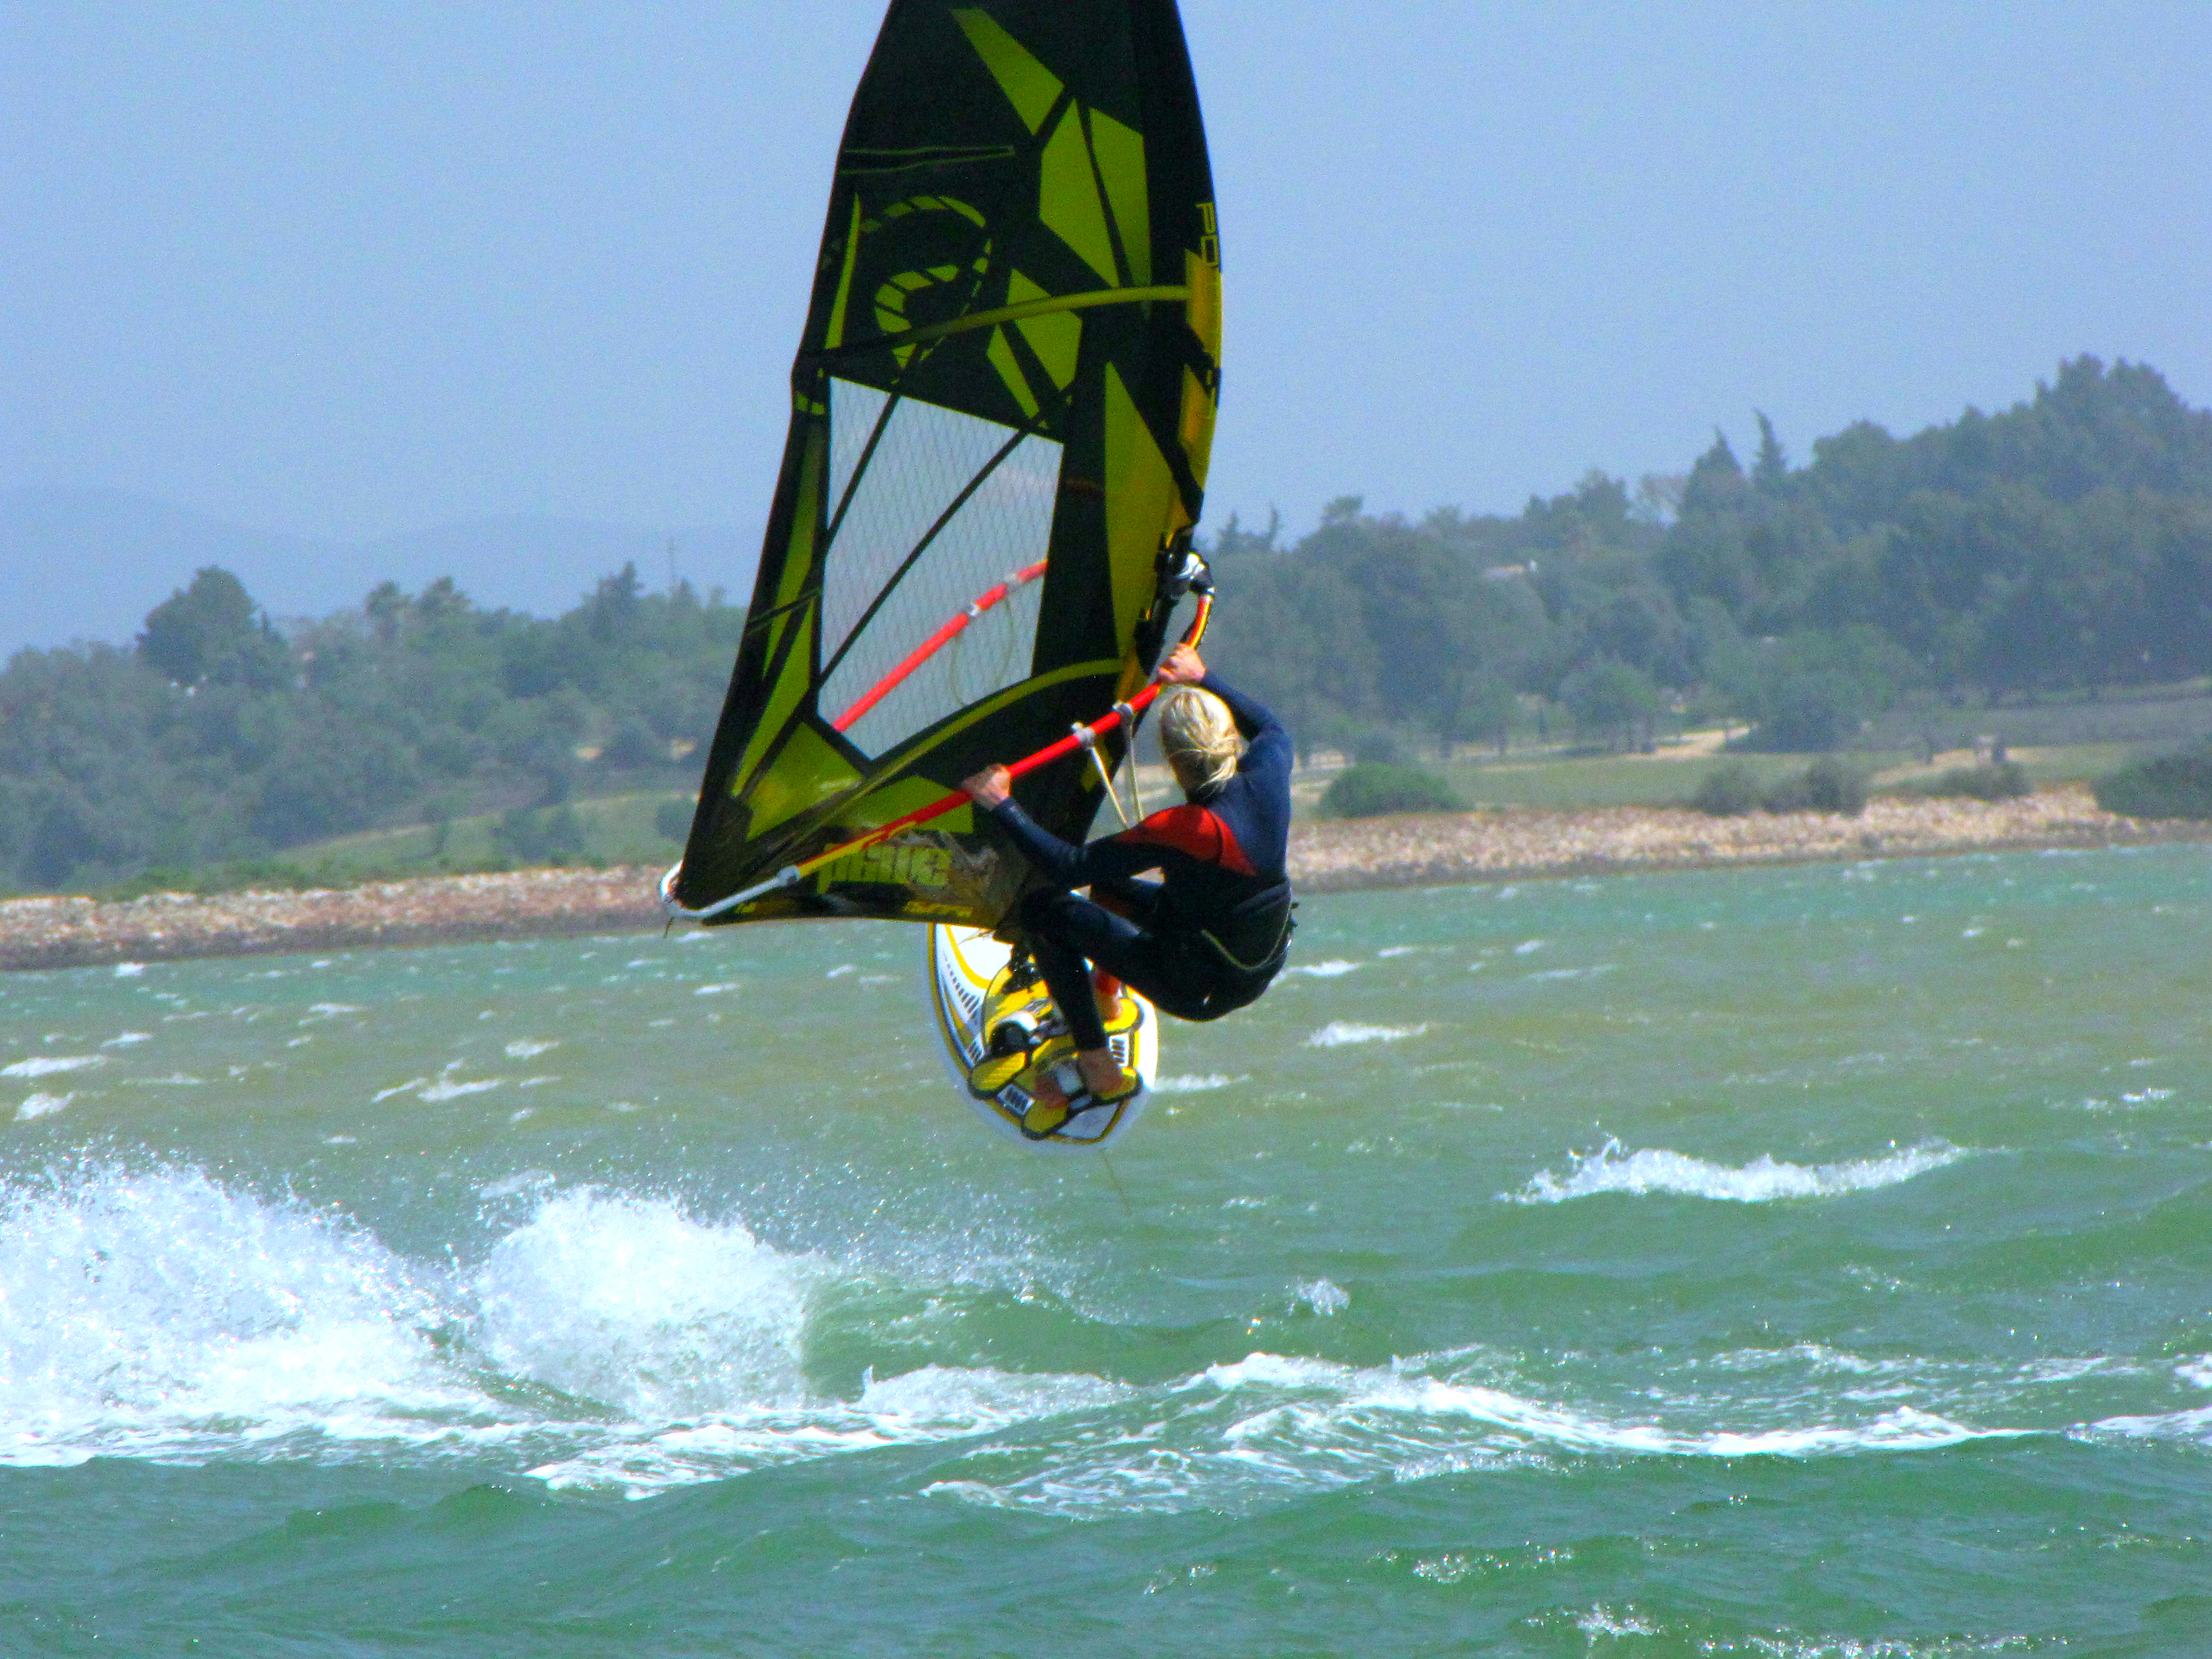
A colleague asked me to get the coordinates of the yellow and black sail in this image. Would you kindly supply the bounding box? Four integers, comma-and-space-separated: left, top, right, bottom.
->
670, 0, 1220, 928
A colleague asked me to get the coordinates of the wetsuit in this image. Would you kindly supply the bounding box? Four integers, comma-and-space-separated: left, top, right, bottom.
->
986, 672, 1295, 1051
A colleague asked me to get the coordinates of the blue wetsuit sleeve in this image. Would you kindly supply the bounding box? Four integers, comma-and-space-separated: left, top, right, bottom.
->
1199, 670, 1293, 788
988, 799, 1164, 886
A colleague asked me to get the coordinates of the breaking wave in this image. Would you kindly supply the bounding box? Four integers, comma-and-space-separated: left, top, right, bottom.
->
925, 1349, 2020, 1518
0, 1162, 1102, 1496
1510, 1138, 1971, 1204
1307, 1022, 1427, 1048
0, 1159, 2042, 1510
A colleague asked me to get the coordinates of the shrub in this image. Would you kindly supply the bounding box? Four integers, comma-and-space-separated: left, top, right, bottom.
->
1761, 756, 1868, 816
494, 803, 586, 863
2093, 748, 2212, 820
1700, 758, 1868, 817
1690, 762, 1760, 816
1320, 762, 1465, 818
1911, 761, 2031, 801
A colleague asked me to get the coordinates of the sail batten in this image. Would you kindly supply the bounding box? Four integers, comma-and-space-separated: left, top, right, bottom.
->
806, 284, 1191, 364
672, 0, 1219, 928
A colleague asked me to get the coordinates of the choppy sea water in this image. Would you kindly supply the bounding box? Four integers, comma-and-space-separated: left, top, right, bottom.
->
2, 846, 2210, 1657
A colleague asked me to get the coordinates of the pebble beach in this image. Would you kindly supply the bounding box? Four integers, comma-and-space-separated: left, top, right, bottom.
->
2, 784, 2202, 973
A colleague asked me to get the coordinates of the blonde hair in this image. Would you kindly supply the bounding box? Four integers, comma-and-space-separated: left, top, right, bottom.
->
1158, 686, 1242, 799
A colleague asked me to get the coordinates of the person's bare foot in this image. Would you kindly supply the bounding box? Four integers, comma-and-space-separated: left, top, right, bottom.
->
1074, 1047, 1128, 1099
1020, 1062, 1077, 1138
1029, 1064, 1074, 1115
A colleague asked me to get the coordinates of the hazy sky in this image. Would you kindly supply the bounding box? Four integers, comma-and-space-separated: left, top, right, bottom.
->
7, 0, 2209, 557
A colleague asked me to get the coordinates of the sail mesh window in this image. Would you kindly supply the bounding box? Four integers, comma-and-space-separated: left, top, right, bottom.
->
819, 378, 1061, 756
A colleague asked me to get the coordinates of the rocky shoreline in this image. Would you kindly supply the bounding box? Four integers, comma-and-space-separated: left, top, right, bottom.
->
2, 786, 2203, 973
0, 866, 665, 974
1285, 783, 2211, 891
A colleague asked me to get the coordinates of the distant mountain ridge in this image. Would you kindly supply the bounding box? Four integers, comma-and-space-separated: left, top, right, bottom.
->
0, 486, 757, 656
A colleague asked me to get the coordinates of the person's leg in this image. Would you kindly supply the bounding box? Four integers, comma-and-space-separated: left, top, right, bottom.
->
1018, 888, 1236, 1111
1080, 877, 1161, 1011
1089, 874, 1163, 922
1019, 887, 1142, 1052
1008, 894, 1131, 1124
1026, 886, 1239, 1021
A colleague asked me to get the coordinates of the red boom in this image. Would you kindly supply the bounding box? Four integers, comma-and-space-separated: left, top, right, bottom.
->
831, 560, 1048, 731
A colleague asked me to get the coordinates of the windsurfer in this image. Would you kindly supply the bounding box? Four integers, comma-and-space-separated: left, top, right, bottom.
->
962, 643, 1294, 1127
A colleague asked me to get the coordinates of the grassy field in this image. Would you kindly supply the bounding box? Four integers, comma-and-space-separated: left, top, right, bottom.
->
86, 790, 697, 897
303, 791, 690, 873
1285, 735, 2155, 817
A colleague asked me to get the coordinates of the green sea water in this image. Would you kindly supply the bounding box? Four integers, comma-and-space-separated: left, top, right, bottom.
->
3, 846, 2210, 1656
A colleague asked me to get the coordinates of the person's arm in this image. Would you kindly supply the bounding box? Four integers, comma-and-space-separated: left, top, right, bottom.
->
1153, 641, 1290, 771
1199, 670, 1292, 782
962, 765, 1162, 885
988, 797, 1166, 886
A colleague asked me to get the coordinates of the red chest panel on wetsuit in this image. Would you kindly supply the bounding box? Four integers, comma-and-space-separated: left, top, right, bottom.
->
1115, 805, 1257, 877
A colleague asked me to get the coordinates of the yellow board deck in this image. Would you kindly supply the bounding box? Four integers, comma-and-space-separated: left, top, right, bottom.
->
927, 923, 1156, 1148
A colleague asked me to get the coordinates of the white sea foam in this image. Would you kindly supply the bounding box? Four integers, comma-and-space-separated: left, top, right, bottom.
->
0, 1162, 2060, 1518
13, 1093, 76, 1122
2, 1055, 101, 1079
418, 1077, 502, 1102
475, 1188, 819, 1418
859, 1363, 1126, 1426
0, 1165, 1104, 1496
932, 1349, 2018, 1519
1510, 1139, 1969, 1204
1284, 960, 1361, 978
538, 1362, 1131, 1497
1203, 1353, 2005, 1457
112, 962, 146, 977
1573, 1606, 1659, 1638
1296, 1278, 1350, 1316
101, 1032, 153, 1048
2177, 1355, 2212, 1389
1151, 1074, 1242, 1093
504, 1039, 558, 1059
1527, 964, 1617, 982
0, 1165, 454, 1469
1307, 1022, 1427, 1048
2087, 1404, 2212, 1446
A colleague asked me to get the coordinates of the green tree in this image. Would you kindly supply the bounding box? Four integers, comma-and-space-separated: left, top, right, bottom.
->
137, 568, 290, 690
1752, 412, 1789, 491
1560, 657, 1661, 750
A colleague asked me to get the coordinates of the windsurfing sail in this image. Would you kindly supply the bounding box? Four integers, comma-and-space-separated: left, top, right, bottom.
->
667, 0, 1221, 930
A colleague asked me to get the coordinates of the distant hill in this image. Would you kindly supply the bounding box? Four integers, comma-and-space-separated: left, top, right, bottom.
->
0, 486, 757, 656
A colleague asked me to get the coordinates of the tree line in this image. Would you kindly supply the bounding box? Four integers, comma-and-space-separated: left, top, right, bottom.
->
4, 355, 2208, 893
0, 567, 741, 892
1202, 356, 2212, 757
